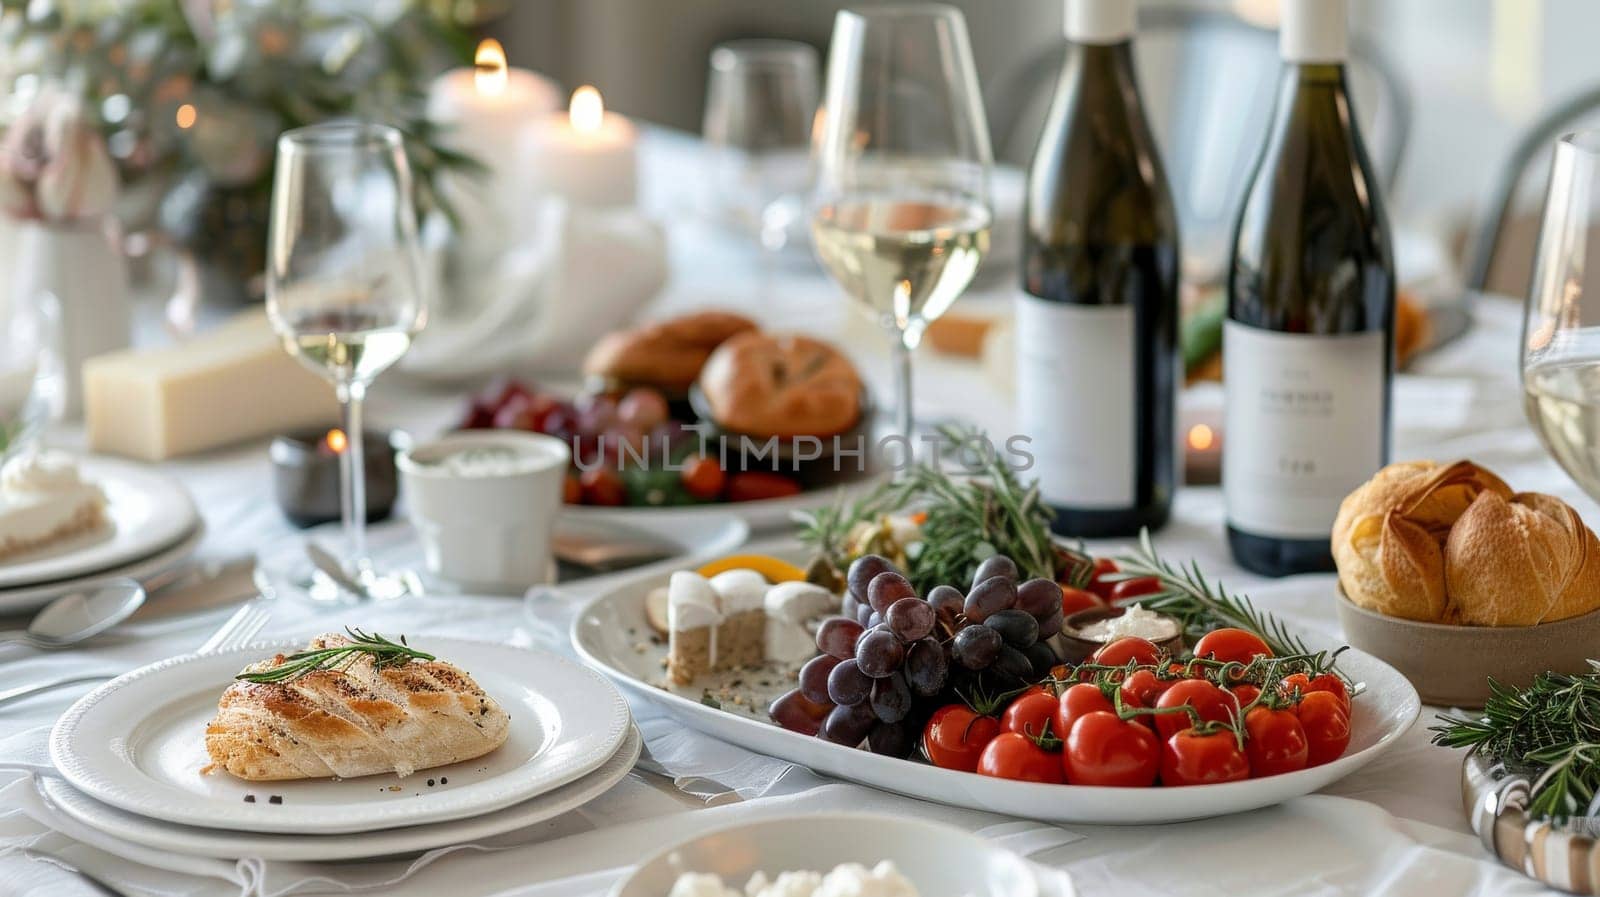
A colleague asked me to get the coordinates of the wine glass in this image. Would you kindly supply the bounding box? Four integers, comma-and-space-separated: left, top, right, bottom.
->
702, 39, 820, 252
811, 4, 993, 455
267, 122, 427, 600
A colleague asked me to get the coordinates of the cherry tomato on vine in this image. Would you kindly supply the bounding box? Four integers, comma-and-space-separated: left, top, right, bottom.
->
1108, 576, 1163, 603
679, 455, 726, 500
1064, 711, 1159, 787
1231, 684, 1262, 708
1192, 628, 1273, 666
1001, 691, 1061, 740
1154, 679, 1236, 743
977, 732, 1066, 784
725, 471, 802, 502
1087, 558, 1120, 600
1243, 705, 1309, 777
1054, 683, 1114, 740
923, 705, 1001, 773
1120, 668, 1172, 710
562, 473, 582, 504
1281, 672, 1351, 715
579, 468, 626, 506
1092, 636, 1162, 668
1059, 585, 1102, 616
1296, 691, 1351, 767
1161, 728, 1250, 786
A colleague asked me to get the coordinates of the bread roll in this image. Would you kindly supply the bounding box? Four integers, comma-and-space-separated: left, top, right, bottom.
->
698, 331, 862, 438
1333, 460, 1600, 626
583, 310, 756, 394
205, 634, 510, 780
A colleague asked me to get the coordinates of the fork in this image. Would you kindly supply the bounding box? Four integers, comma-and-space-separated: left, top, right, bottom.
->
195, 601, 272, 655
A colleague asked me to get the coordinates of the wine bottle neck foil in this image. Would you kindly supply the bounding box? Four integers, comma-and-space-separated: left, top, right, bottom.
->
1064, 0, 1135, 45
1280, 0, 1348, 64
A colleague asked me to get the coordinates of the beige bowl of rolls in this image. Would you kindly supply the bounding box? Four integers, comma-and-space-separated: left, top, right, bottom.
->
1332, 460, 1600, 708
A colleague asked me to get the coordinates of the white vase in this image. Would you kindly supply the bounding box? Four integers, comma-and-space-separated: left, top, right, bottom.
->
8, 219, 131, 419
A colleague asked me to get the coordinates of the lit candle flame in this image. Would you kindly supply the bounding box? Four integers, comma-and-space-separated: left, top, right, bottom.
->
175, 103, 197, 129
475, 38, 508, 97
326, 428, 348, 454
570, 85, 604, 133
1187, 424, 1215, 452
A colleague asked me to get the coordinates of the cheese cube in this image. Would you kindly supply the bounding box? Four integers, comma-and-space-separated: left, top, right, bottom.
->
84, 311, 339, 460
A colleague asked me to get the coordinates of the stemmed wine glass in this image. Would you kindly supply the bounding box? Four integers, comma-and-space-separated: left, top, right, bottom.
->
811, 4, 993, 456
267, 122, 427, 600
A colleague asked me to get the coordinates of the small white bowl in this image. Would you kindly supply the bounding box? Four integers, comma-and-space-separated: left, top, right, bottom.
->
608, 812, 1043, 897
397, 430, 568, 591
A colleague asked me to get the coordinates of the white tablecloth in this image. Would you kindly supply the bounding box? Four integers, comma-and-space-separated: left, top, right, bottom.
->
0, 131, 1577, 896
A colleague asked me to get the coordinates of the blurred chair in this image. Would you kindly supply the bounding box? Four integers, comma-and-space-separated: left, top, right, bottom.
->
988, 6, 1411, 282
1466, 85, 1600, 295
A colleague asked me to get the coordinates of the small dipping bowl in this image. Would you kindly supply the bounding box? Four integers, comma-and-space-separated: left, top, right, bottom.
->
269, 428, 400, 528
397, 430, 569, 592
1057, 605, 1186, 664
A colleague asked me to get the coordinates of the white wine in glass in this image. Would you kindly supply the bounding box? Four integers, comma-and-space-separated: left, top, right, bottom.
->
811, 6, 994, 451
267, 122, 427, 600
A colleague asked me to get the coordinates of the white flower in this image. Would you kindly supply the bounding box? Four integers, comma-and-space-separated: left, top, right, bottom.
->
0, 87, 118, 222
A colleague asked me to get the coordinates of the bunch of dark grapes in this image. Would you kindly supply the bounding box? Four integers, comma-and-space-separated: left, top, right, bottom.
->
769, 553, 1064, 757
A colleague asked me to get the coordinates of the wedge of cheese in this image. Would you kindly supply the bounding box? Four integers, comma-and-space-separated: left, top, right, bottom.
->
84, 311, 339, 461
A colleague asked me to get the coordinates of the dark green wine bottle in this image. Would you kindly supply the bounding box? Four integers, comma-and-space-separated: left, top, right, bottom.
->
1224, 0, 1395, 576
1018, 0, 1180, 539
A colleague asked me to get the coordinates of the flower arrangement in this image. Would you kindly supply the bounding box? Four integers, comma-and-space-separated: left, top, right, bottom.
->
0, 86, 118, 223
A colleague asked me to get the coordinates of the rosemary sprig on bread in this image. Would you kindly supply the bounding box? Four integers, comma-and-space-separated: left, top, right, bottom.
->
235, 628, 433, 684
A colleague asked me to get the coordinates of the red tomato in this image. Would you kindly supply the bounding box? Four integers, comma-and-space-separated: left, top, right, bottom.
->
1192, 628, 1273, 667
922, 705, 1002, 773
579, 467, 626, 506
1054, 683, 1115, 741
1087, 558, 1120, 601
679, 455, 726, 500
1120, 668, 1172, 710
1296, 691, 1351, 767
977, 732, 1065, 784
1063, 711, 1159, 787
1161, 728, 1250, 786
1108, 576, 1163, 603
1001, 691, 1061, 740
562, 473, 582, 505
1059, 585, 1102, 616
1281, 672, 1351, 714
1231, 684, 1262, 708
1092, 637, 1162, 668
725, 471, 802, 502
1243, 706, 1309, 777
1154, 679, 1236, 743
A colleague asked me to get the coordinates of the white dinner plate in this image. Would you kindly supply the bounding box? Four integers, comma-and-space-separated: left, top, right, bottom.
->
610, 812, 1045, 897
39, 725, 642, 862
571, 546, 1422, 826
562, 469, 887, 534
50, 637, 631, 834
0, 524, 205, 616
0, 459, 199, 589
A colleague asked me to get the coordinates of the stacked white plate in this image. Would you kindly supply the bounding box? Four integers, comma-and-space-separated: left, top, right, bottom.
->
0, 459, 203, 615
43, 637, 637, 861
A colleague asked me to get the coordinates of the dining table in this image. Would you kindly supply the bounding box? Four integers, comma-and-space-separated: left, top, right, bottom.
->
0, 128, 1579, 897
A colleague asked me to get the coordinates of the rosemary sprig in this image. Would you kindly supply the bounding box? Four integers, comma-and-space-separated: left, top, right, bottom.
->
1432, 663, 1600, 820
1114, 529, 1319, 664
235, 628, 433, 684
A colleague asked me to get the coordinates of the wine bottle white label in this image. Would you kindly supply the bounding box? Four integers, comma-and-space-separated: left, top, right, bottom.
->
1223, 321, 1385, 538
1015, 295, 1135, 508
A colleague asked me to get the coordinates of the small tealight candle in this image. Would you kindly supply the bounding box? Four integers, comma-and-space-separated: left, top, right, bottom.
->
519, 85, 638, 208
270, 428, 400, 528
1183, 414, 1223, 485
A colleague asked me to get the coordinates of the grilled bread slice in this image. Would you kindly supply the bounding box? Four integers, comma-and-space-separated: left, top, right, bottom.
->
204, 633, 510, 781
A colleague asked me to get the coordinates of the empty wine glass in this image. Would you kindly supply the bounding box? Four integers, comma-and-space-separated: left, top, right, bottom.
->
0, 289, 62, 461
1522, 130, 1600, 502
811, 5, 993, 452
267, 122, 427, 600
702, 39, 820, 252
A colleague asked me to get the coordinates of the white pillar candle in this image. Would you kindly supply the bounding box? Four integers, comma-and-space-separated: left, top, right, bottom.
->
427, 39, 562, 187
519, 86, 638, 209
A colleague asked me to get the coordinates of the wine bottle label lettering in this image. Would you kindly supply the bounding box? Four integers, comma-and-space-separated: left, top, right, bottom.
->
1015, 295, 1135, 508
1223, 321, 1384, 538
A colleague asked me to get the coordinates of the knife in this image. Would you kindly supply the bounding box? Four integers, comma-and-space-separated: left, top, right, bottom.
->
127, 555, 259, 622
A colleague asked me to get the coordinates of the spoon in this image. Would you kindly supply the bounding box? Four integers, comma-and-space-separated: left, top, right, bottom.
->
0, 578, 145, 650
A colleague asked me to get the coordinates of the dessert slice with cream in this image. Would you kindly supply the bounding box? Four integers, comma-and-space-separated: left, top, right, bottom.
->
0, 451, 109, 561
